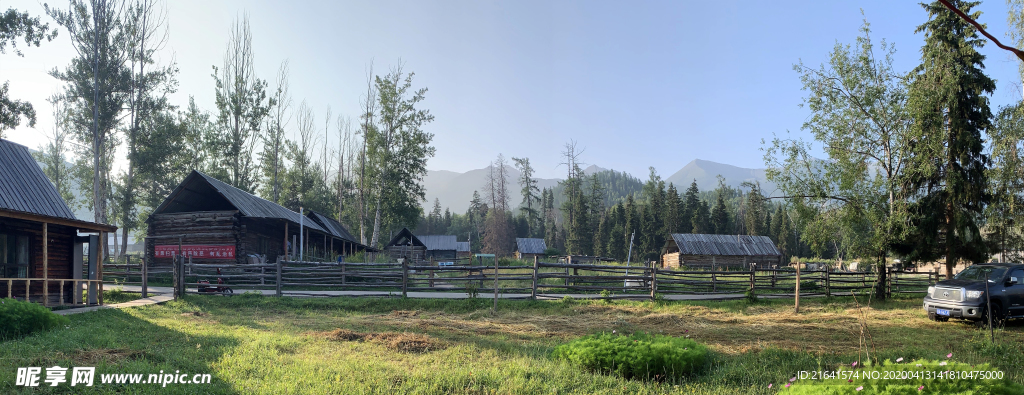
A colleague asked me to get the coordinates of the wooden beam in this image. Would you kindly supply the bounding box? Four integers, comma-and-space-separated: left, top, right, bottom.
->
0, 208, 117, 232
42, 222, 48, 306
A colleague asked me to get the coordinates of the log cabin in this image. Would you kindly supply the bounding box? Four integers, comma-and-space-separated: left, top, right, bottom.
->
146, 171, 370, 269
384, 228, 426, 264
417, 235, 457, 261
0, 139, 116, 306
661, 234, 782, 270
455, 241, 472, 259
515, 238, 546, 260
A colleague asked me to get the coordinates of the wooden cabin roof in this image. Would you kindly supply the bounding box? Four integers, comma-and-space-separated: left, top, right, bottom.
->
455, 241, 471, 253
515, 238, 547, 254
306, 210, 358, 243
666, 234, 781, 256
417, 235, 457, 251
0, 139, 116, 232
152, 170, 328, 233
385, 228, 424, 248
0, 139, 78, 220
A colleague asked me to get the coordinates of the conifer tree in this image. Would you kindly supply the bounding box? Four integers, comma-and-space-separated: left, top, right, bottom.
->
904, 0, 993, 278
681, 180, 700, 233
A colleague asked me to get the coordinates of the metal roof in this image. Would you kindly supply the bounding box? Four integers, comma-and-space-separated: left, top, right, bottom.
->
516, 238, 547, 254
668, 234, 781, 256
306, 211, 358, 243
417, 235, 457, 251
152, 170, 327, 233
0, 139, 78, 220
455, 241, 471, 252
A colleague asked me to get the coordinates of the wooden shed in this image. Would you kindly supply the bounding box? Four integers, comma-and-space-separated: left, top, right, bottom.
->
515, 238, 546, 260
146, 171, 369, 267
0, 138, 116, 306
417, 235, 457, 261
384, 228, 426, 264
661, 234, 781, 270
455, 241, 472, 258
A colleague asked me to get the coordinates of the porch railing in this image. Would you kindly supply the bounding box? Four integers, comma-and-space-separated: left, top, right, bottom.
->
0, 278, 106, 307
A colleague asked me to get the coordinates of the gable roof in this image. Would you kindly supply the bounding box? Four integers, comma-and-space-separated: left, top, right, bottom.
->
306, 210, 358, 243
516, 238, 547, 254
417, 235, 457, 251
385, 227, 424, 248
455, 241, 471, 253
0, 139, 77, 220
667, 234, 781, 256
152, 170, 327, 233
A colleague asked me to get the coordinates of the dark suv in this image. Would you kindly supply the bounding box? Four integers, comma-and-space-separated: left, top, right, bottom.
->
923, 263, 1024, 323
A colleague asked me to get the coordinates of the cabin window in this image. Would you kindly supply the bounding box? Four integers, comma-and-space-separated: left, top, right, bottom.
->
0, 233, 31, 278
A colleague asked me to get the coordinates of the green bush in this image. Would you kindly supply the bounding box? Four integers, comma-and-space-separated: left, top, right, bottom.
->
0, 299, 69, 339
780, 359, 1024, 394
552, 332, 708, 380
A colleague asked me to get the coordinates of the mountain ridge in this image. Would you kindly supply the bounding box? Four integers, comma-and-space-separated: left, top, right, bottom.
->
424, 159, 773, 213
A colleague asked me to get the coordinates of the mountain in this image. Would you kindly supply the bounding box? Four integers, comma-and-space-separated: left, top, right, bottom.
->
665, 159, 776, 195
424, 159, 774, 213
422, 165, 561, 214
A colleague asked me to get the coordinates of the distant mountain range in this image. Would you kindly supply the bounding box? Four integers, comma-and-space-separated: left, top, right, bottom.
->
425, 159, 775, 213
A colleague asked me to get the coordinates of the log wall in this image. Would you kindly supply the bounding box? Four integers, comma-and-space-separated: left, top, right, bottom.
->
147, 211, 243, 265
0, 217, 78, 301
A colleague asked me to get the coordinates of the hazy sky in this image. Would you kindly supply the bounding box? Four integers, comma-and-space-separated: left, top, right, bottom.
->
3, 0, 1023, 179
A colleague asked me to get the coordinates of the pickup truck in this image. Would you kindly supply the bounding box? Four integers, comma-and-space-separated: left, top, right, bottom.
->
923, 263, 1024, 324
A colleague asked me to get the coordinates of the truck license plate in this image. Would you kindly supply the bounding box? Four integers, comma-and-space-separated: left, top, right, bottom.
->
936, 309, 950, 316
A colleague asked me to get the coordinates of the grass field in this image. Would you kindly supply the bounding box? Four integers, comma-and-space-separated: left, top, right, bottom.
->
2, 294, 1022, 394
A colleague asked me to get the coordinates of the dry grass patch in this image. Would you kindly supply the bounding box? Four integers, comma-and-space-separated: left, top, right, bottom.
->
317, 328, 447, 353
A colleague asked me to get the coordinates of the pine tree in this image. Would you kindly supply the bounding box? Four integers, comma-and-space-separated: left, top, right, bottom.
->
665, 184, 682, 234
711, 191, 730, 234
905, 0, 993, 278
692, 200, 712, 234
681, 180, 700, 233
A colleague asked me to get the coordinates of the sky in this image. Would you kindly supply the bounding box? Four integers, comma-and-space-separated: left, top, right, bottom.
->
3, 0, 1023, 180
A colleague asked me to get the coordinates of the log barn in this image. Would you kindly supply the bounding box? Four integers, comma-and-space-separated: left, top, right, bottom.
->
515, 238, 546, 260
661, 234, 781, 270
0, 139, 116, 306
146, 171, 369, 267
384, 228, 426, 264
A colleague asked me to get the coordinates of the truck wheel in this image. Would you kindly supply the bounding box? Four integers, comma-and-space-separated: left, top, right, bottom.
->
977, 302, 1005, 329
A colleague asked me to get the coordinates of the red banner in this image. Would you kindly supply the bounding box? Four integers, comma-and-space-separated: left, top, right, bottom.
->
154, 244, 236, 259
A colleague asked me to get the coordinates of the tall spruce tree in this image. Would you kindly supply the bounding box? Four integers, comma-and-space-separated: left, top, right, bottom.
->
904, 0, 993, 278
681, 180, 700, 233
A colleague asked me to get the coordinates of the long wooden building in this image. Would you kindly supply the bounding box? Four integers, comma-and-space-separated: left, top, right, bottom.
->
0, 139, 116, 305
661, 234, 782, 270
146, 171, 370, 266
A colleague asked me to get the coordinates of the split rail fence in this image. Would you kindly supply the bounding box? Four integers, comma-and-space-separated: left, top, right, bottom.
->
154, 257, 940, 301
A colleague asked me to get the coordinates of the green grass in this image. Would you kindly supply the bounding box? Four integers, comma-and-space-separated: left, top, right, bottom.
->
1, 294, 1022, 394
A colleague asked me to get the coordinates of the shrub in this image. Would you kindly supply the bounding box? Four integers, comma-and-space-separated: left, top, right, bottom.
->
779, 359, 1024, 394
552, 332, 708, 380
0, 299, 69, 339
744, 289, 759, 303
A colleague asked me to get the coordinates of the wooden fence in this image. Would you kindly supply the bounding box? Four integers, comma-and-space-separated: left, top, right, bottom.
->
165, 257, 939, 300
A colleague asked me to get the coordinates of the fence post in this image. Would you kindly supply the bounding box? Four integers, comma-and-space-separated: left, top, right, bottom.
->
712, 270, 717, 293
825, 267, 830, 297
141, 254, 148, 298
794, 263, 801, 314
493, 256, 498, 312
532, 256, 539, 300
650, 264, 658, 301
172, 255, 178, 300
402, 258, 408, 298
749, 269, 755, 293
276, 259, 283, 297
429, 257, 435, 288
